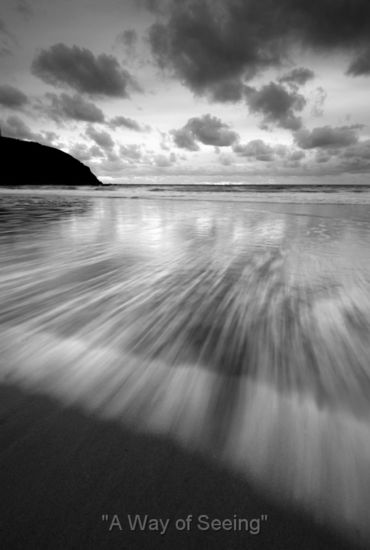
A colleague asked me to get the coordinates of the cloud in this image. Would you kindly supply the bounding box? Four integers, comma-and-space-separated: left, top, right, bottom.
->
0, 18, 15, 41
148, 0, 370, 98
0, 85, 28, 109
16, 0, 34, 19
232, 139, 308, 167
45, 93, 105, 123
341, 140, 370, 159
1, 116, 62, 148
172, 127, 199, 151
119, 144, 142, 160
0, 115, 59, 147
347, 48, 370, 76
95, 157, 127, 175
310, 87, 327, 117
278, 67, 315, 86
295, 125, 361, 149
41, 131, 60, 146
0, 19, 9, 34
233, 139, 274, 161
172, 114, 238, 150
0, 17, 16, 54
288, 150, 305, 161
1, 115, 41, 141
69, 143, 104, 162
315, 150, 332, 164
154, 152, 176, 167
86, 125, 115, 150
335, 140, 370, 172
300, 139, 370, 173
116, 29, 138, 49
0, 46, 12, 57
109, 116, 144, 131
32, 43, 139, 97
148, 2, 278, 100
160, 131, 172, 150
245, 82, 306, 130
218, 153, 233, 166
205, 79, 246, 103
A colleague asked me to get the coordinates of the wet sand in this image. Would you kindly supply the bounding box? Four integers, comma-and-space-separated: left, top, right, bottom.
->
0, 384, 358, 550
1, 193, 370, 548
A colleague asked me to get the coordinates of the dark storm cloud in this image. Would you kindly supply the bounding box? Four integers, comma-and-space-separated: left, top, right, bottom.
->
148, 2, 278, 100
109, 116, 144, 131
0, 85, 28, 109
172, 114, 239, 150
294, 125, 361, 149
148, 0, 370, 98
206, 79, 246, 103
32, 43, 139, 97
233, 139, 274, 161
86, 125, 115, 150
278, 67, 315, 86
245, 82, 306, 130
45, 93, 105, 123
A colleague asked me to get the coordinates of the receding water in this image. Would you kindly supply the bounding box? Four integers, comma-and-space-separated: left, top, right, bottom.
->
1, 195, 370, 544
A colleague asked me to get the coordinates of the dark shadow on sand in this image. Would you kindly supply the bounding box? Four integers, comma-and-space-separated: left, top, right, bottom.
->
0, 384, 359, 550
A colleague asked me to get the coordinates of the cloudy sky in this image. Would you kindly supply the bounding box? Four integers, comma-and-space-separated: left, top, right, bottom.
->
1, 0, 370, 184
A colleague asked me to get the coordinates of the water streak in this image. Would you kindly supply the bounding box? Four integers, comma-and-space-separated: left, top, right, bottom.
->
1, 195, 370, 544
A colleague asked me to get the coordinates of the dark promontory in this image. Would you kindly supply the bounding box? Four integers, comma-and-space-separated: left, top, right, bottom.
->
1, 136, 102, 186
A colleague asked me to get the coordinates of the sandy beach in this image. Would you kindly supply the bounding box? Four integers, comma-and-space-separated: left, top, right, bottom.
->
1, 192, 369, 549
0, 381, 357, 550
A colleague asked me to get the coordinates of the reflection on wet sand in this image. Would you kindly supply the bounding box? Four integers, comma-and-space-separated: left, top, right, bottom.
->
1, 196, 370, 545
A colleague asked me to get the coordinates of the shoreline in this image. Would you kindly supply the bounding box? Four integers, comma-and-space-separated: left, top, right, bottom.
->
1, 186, 370, 204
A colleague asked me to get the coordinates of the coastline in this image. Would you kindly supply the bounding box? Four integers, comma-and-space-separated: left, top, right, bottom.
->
1, 186, 370, 204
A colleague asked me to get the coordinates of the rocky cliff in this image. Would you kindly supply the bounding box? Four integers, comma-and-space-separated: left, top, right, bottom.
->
1, 137, 102, 186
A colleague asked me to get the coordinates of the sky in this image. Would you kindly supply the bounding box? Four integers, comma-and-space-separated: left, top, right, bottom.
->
1, 0, 370, 184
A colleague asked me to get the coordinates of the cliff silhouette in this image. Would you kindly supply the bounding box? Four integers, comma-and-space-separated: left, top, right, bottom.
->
0, 136, 102, 186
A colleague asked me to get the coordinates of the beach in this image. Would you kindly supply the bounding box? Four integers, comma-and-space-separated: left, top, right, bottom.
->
1, 191, 370, 549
